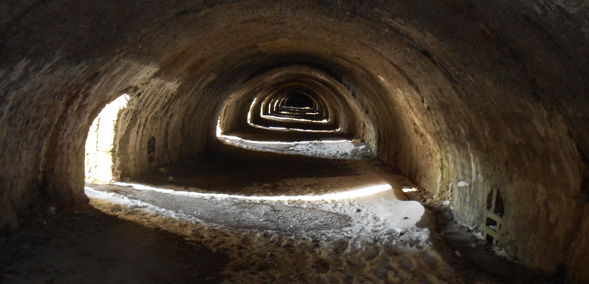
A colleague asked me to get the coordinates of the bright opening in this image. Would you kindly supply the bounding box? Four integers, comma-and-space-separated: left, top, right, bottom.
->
85, 94, 130, 184
402, 187, 418, 193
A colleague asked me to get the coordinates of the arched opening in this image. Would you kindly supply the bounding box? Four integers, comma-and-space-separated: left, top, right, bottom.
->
84, 94, 129, 184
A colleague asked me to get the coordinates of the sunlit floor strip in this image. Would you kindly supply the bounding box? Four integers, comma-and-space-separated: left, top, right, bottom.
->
217, 135, 373, 159
85, 186, 201, 221
112, 182, 391, 201
86, 182, 429, 241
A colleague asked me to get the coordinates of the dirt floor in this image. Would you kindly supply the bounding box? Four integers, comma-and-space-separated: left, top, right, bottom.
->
0, 204, 228, 284
134, 144, 376, 195
0, 146, 564, 283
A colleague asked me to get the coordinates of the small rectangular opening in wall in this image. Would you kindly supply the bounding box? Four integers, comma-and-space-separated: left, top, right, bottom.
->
148, 137, 156, 163
494, 190, 504, 216
486, 234, 494, 244
482, 187, 504, 246
485, 218, 497, 229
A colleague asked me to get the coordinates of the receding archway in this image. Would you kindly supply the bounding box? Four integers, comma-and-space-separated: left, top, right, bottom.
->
283, 92, 315, 109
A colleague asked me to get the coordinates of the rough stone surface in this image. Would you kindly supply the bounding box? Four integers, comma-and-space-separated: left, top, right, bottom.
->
0, 0, 587, 281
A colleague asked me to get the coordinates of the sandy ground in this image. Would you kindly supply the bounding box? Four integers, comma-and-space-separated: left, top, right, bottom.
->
0, 147, 562, 283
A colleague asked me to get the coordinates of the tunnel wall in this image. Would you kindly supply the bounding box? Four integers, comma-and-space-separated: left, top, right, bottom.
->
1, 0, 588, 281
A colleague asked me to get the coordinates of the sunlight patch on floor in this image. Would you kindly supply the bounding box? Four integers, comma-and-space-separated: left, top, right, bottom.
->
216, 134, 372, 159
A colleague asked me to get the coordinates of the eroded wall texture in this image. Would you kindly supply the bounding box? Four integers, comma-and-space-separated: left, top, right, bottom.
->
0, 0, 587, 282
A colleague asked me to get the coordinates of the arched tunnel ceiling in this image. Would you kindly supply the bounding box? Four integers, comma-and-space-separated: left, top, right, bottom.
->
0, 0, 588, 281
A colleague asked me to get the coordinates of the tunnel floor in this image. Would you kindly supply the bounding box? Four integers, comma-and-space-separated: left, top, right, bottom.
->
133, 144, 378, 195
0, 204, 229, 284
2, 147, 560, 283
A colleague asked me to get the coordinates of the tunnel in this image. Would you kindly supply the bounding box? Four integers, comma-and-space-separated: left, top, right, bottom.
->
0, 0, 588, 283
